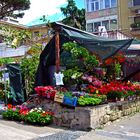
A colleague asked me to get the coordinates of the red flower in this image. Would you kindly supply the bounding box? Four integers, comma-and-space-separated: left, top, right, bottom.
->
7, 104, 13, 109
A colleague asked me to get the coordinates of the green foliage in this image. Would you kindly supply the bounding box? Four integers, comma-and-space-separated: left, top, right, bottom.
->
0, 0, 30, 19
78, 96, 102, 106
2, 109, 20, 121
60, 0, 86, 30
62, 42, 99, 85
21, 55, 39, 94
0, 82, 5, 100
2, 107, 53, 125
24, 112, 52, 125
93, 94, 107, 103
0, 58, 15, 66
0, 25, 31, 48
63, 69, 83, 82
64, 91, 73, 97
107, 91, 124, 100
114, 63, 121, 77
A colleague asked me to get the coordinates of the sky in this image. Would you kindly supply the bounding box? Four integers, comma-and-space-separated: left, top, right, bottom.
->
18, 0, 85, 26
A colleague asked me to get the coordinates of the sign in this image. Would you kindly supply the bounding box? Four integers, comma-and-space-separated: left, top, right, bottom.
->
54, 72, 64, 86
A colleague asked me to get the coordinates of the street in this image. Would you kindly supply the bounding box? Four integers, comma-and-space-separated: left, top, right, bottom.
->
0, 113, 140, 140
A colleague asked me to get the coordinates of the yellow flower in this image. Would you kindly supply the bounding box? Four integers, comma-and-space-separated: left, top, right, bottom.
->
96, 90, 99, 94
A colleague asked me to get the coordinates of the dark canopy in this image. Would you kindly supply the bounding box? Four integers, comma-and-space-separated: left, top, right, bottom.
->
52, 22, 133, 60
35, 22, 133, 86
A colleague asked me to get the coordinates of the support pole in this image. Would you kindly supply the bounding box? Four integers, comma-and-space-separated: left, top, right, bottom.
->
55, 31, 60, 73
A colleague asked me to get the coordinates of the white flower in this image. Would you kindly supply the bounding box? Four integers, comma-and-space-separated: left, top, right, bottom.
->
29, 109, 34, 112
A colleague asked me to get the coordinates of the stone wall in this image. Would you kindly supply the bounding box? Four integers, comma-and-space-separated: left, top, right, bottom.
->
27, 97, 140, 130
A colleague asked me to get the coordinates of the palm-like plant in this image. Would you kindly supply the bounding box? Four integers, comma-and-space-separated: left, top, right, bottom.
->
61, 0, 86, 30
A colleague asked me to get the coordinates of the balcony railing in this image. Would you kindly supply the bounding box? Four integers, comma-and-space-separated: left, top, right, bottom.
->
92, 30, 133, 40
91, 28, 140, 39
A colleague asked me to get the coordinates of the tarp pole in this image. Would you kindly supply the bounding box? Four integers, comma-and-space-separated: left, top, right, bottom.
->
55, 31, 60, 73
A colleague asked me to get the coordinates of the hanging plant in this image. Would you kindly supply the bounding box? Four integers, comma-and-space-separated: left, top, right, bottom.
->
114, 63, 121, 78
61, 42, 99, 86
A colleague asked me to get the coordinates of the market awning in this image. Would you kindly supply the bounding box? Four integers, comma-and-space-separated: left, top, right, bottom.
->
52, 22, 133, 60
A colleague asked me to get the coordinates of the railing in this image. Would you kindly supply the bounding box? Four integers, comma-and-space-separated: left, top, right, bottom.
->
92, 29, 133, 40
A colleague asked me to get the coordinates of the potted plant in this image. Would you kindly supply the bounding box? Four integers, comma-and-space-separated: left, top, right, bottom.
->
63, 92, 77, 107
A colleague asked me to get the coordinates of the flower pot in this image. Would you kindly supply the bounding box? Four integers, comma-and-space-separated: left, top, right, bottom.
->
63, 96, 77, 107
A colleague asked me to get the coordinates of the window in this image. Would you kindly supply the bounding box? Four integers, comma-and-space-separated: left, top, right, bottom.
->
87, 0, 90, 11
111, 0, 117, 7
102, 20, 109, 30
105, 0, 110, 8
91, 2, 95, 11
95, 1, 99, 10
94, 22, 101, 32
110, 19, 117, 30
133, 0, 140, 6
86, 19, 117, 32
100, 0, 104, 9
86, 0, 117, 12
87, 23, 93, 32
87, 0, 100, 12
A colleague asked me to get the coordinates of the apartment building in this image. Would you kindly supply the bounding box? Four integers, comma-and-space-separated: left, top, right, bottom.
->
85, 0, 140, 39
0, 19, 50, 58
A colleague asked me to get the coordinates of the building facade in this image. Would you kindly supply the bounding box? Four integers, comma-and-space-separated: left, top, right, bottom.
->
0, 19, 50, 58
85, 0, 140, 39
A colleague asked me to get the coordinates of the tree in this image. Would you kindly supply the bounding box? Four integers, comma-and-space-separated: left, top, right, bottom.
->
60, 0, 86, 30
0, 0, 30, 19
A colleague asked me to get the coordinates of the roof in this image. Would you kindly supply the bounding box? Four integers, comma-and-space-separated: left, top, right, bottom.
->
0, 20, 27, 29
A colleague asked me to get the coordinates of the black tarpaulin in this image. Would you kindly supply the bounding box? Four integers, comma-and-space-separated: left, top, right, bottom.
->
6, 64, 25, 105
35, 22, 133, 86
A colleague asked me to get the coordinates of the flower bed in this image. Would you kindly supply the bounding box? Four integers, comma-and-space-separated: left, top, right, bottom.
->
33, 81, 140, 108
2, 104, 53, 125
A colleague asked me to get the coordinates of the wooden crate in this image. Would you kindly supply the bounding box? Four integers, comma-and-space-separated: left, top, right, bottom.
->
54, 93, 64, 103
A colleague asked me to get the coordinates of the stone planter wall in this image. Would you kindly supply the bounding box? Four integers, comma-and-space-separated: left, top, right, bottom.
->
27, 97, 140, 130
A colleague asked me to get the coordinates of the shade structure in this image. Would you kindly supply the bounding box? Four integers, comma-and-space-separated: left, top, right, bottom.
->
35, 22, 133, 86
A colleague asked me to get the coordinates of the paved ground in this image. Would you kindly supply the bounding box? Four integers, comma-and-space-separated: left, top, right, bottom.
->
0, 113, 140, 140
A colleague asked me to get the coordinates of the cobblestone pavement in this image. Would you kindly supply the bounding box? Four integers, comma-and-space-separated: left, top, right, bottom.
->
0, 113, 140, 140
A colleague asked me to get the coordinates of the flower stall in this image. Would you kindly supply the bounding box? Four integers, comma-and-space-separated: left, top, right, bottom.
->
2, 22, 140, 130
